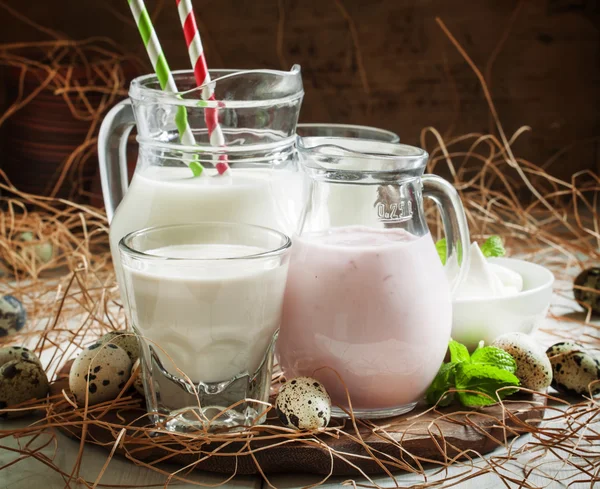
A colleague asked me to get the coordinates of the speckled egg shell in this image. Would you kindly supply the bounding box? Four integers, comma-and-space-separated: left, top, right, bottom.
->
131, 359, 145, 397
549, 350, 600, 396
0, 346, 42, 368
69, 342, 133, 406
0, 360, 49, 418
574, 267, 600, 315
100, 331, 140, 363
0, 295, 26, 338
546, 341, 585, 358
275, 377, 331, 430
492, 332, 552, 390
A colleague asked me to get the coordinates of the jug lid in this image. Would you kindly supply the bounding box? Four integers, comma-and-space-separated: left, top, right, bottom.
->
297, 137, 429, 177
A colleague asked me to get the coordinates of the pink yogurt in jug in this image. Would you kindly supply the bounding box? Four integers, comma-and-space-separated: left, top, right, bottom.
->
277, 225, 452, 414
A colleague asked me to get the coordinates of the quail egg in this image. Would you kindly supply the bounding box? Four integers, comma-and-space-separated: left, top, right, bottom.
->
574, 267, 600, 315
0, 295, 26, 337
100, 331, 140, 362
0, 360, 49, 418
69, 342, 132, 406
0, 346, 42, 368
492, 332, 552, 390
130, 359, 145, 397
18, 232, 54, 265
546, 342, 600, 396
546, 341, 585, 358
275, 377, 331, 430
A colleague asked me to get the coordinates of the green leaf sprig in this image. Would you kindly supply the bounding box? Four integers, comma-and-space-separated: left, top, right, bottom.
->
480, 235, 506, 258
426, 340, 520, 407
435, 235, 505, 265
435, 238, 448, 266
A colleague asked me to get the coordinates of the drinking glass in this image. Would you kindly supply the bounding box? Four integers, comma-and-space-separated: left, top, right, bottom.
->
297, 123, 399, 142
119, 222, 291, 432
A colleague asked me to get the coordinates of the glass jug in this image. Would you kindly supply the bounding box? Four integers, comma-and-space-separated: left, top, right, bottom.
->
277, 137, 470, 419
98, 67, 304, 283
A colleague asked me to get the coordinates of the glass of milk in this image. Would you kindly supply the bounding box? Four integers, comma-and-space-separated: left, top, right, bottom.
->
119, 222, 291, 432
277, 137, 471, 419
98, 66, 305, 291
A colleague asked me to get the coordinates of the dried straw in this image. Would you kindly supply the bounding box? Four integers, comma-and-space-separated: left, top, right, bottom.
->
0, 9, 599, 489
0, 0, 145, 202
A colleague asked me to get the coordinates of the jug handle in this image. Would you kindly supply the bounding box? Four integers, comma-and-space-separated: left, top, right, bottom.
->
98, 99, 135, 223
421, 175, 470, 294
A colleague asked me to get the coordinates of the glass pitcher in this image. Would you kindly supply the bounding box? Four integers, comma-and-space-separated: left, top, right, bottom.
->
98, 67, 304, 283
277, 137, 470, 419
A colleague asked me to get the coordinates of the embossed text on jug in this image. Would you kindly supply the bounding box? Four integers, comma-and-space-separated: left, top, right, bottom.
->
375, 200, 413, 223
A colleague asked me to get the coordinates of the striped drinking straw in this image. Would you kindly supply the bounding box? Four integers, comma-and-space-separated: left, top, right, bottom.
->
176, 0, 229, 175
127, 0, 204, 176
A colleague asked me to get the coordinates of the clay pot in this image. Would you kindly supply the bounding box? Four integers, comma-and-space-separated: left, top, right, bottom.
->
0, 60, 136, 203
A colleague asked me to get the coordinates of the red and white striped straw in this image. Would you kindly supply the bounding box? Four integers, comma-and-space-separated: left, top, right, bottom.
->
176, 0, 229, 174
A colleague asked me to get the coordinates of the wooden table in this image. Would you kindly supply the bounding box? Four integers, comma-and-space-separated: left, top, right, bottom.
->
1, 290, 597, 489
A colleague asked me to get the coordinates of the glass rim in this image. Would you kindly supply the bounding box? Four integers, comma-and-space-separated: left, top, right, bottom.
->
297, 123, 400, 143
129, 66, 304, 109
118, 222, 292, 262
297, 137, 428, 172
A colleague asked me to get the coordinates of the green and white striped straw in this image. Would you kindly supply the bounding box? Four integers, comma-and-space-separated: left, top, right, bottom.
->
127, 0, 204, 176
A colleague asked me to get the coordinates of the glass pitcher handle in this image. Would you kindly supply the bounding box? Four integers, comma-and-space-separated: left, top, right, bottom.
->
98, 99, 135, 223
422, 175, 470, 293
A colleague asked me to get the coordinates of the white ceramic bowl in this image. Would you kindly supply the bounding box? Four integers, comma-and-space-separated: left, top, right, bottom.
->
451, 257, 554, 350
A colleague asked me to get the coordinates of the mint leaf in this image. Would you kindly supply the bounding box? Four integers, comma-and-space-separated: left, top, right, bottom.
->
435, 238, 447, 265
426, 363, 456, 406
471, 346, 517, 374
455, 363, 520, 407
448, 340, 470, 364
480, 235, 505, 258
435, 238, 464, 265
426, 339, 520, 408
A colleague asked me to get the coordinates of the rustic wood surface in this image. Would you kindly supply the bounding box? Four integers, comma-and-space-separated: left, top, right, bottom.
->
48, 363, 547, 476
1, 287, 597, 487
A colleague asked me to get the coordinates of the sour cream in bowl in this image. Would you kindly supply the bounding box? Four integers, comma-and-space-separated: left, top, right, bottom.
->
451, 243, 554, 350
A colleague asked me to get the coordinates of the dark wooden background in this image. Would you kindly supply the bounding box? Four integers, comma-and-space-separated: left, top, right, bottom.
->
0, 0, 598, 191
